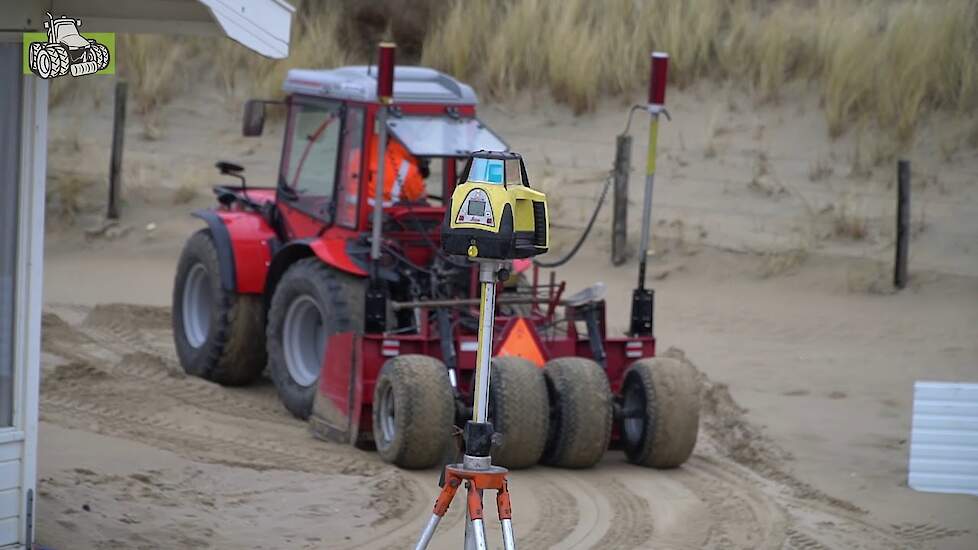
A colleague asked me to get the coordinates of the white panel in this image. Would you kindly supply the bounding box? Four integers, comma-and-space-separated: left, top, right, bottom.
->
909, 381, 978, 496
199, 0, 294, 59
0, 441, 22, 463
0, 517, 15, 546
0, 462, 18, 492
0, 490, 18, 519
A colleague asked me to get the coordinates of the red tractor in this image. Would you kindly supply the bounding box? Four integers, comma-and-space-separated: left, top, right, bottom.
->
172, 64, 700, 470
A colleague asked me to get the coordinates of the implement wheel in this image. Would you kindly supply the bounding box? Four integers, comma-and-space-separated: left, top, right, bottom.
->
266, 258, 364, 419
172, 229, 265, 386
542, 357, 613, 468
372, 355, 455, 469
488, 356, 549, 469
621, 357, 700, 468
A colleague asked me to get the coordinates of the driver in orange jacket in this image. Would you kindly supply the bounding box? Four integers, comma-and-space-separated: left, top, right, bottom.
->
366, 135, 426, 204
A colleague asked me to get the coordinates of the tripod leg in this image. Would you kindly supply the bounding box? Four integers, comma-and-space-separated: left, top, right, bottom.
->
497, 482, 517, 550
414, 514, 441, 550
465, 482, 488, 550
414, 477, 460, 550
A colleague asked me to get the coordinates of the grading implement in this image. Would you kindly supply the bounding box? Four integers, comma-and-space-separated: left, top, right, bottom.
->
172, 57, 699, 471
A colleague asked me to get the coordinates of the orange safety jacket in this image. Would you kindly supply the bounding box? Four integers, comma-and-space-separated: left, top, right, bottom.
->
365, 136, 425, 203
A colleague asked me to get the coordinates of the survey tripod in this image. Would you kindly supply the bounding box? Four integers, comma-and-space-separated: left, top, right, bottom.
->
415, 260, 517, 550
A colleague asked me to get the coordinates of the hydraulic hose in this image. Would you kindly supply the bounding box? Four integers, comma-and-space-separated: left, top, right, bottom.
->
533, 172, 613, 269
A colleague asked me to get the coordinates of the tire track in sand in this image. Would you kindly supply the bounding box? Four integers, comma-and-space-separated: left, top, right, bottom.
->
47, 307, 292, 425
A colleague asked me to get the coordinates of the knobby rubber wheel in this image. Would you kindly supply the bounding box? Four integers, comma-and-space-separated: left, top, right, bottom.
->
266, 257, 364, 419
172, 229, 266, 386
488, 356, 549, 469
372, 355, 455, 469
621, 357, 700, 468
542, 357, 613, 468
47, 44, 69, 77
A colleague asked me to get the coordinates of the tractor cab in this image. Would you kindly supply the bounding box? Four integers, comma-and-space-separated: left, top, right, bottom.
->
241, 65, 506, 232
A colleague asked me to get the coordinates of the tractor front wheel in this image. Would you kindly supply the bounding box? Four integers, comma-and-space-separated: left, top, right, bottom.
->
266, 258, 364, 419
621, 358, 700, 468
172, 229, 266, 386
372, 355, 455, 469
542, 357, 613, 468
488, 356, 549, 469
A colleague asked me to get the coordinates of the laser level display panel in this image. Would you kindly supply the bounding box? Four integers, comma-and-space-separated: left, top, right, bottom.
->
457, 188, 495, 226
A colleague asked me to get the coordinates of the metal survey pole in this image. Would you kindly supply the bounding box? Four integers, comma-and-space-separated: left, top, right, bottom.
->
471, 262, 499, 424
369, 42, 396, 269
365, 43, 396, 333
630, 52, 669, 336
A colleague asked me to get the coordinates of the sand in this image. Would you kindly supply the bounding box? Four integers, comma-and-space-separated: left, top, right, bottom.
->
36, 80, 978, 548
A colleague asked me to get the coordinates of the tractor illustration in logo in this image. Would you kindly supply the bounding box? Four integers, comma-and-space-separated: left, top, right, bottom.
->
28, 12, 110, 79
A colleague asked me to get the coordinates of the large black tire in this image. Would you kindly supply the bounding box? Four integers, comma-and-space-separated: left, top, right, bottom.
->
266, 258, 364, 419
47, 44, 69, 77
488, 356, 549, 469
621, 357, 700, 468
542, 357, 613, 468
372, 355, 455, 469
91, 43, 110, 70
172, 229, 266, 386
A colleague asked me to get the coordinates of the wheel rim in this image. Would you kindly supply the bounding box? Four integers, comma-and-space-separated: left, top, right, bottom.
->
379, 384, 397, 445
283, 295, 326, 387
181, 263, 212, 348
622, 377, 647, 445
37, 52, 51, 78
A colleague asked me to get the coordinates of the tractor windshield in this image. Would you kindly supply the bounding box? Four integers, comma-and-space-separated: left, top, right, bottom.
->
386, 115, 506, 158
52, 20, 89, 47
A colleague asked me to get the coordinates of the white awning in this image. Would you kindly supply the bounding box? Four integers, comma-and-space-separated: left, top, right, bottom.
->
387, 116, 508, 158
3, 0, 294, 58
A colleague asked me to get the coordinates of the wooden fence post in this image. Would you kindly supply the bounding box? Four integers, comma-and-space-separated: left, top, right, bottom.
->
894, 159, 910, 289
107, 80, 127, 220
612, 134, 631, 265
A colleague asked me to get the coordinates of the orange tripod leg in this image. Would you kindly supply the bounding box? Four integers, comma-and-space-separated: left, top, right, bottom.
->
415, 476, 461, 550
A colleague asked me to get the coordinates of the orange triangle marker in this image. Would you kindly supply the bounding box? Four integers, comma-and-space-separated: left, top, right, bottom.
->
496, 318, 546, 366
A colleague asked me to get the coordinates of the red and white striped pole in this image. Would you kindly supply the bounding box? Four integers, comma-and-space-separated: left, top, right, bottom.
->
630, 52, 668, 336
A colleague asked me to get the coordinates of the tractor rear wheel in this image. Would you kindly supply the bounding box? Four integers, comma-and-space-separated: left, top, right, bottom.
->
542, 357, 613, 468
91, 43, 110, 71
172, 229, 266, 386
488, 356, 549, 469
266, 258, 364, 419
372, 355, 455, 469
46, 44, 69, 77
621, 358, 700, 468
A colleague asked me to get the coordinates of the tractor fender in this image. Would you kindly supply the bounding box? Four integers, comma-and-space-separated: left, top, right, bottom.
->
263, 236, 368, 313
192, 209, 277, 294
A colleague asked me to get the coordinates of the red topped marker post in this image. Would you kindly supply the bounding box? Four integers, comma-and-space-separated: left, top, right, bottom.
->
369, 42, 397, 268
630, 52, 669, 336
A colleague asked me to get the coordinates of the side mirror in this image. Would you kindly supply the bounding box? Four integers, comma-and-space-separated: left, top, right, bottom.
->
242, 100, 266, 137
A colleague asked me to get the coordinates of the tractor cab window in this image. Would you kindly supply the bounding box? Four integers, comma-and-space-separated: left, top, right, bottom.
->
281, 99, 343, 219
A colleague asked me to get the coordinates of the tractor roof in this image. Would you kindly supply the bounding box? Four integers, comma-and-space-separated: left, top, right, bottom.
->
283, 65, 479, 105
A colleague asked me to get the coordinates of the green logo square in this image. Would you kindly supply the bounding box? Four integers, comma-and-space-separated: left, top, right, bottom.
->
23, 32, 115, 76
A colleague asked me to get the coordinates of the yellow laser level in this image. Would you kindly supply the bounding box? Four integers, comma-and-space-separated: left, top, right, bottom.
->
443, 151, 549, 260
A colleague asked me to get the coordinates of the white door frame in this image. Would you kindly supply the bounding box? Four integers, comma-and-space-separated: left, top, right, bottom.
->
2, 65, 47, 549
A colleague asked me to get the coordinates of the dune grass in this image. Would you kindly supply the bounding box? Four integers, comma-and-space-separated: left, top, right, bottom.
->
110, 0, 975, 145
420, 0, 978, 143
